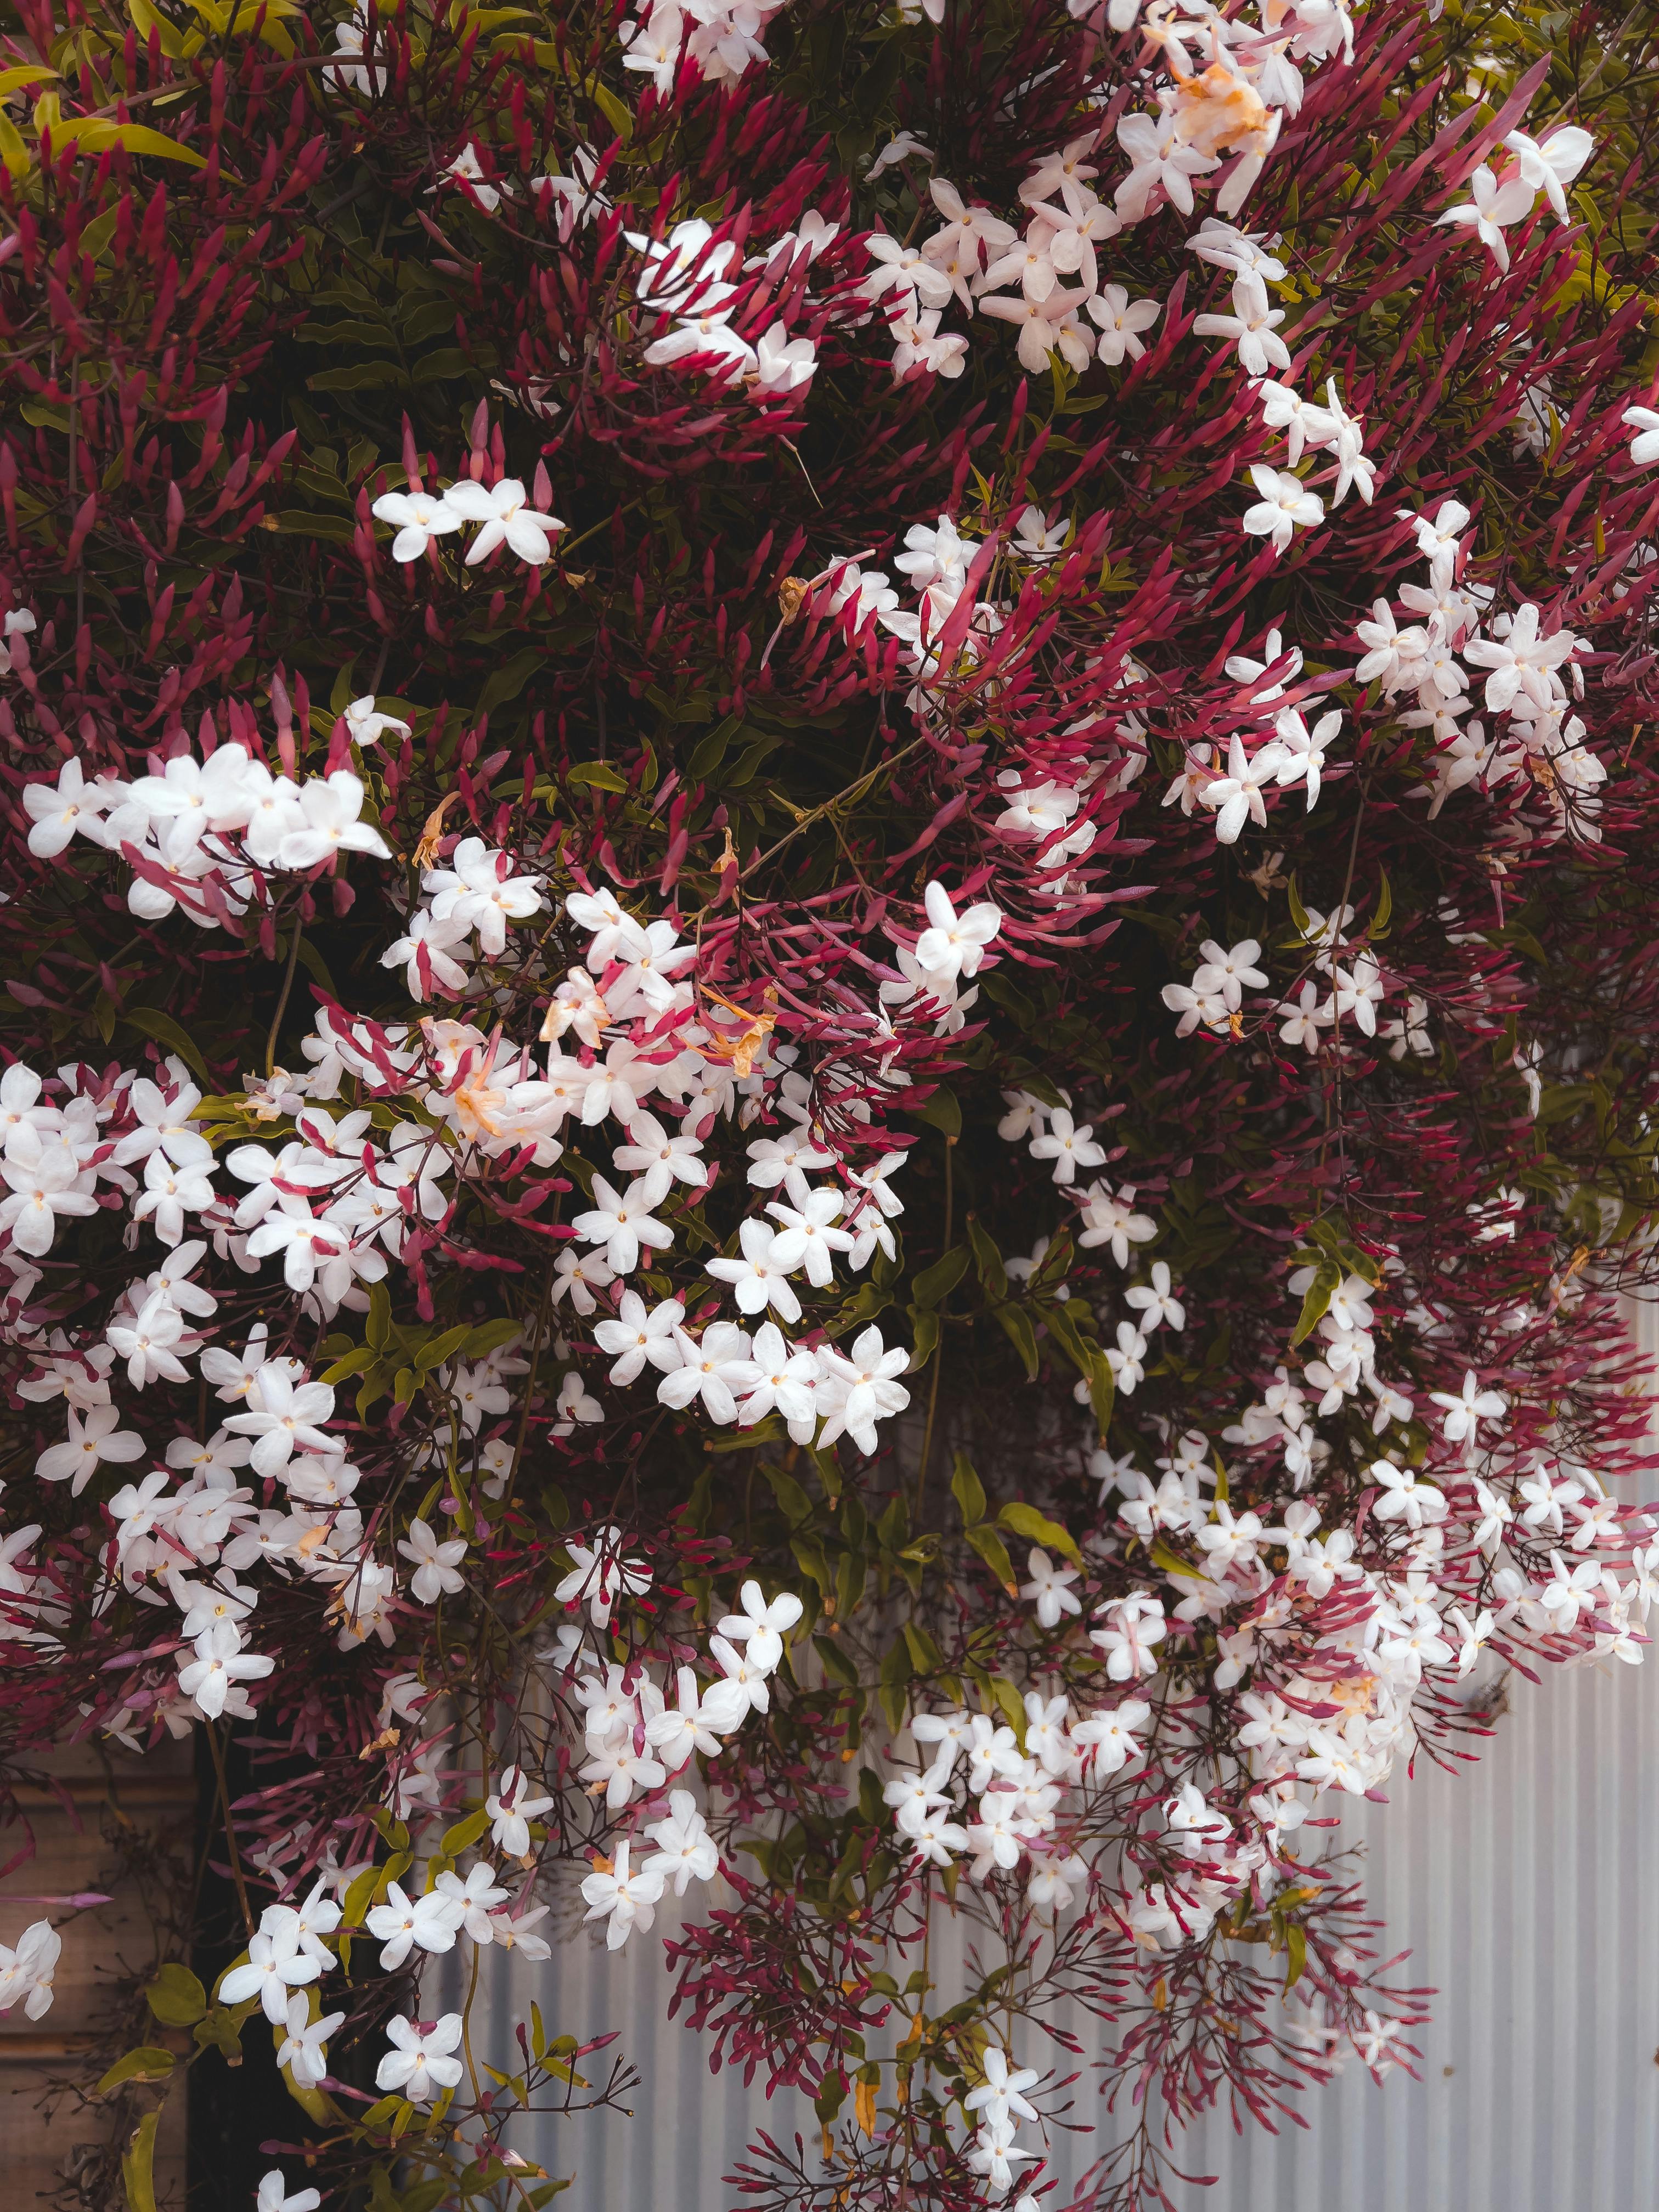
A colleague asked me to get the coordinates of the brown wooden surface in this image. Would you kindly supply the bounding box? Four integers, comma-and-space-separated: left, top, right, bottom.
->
0, 1741, 193, 2209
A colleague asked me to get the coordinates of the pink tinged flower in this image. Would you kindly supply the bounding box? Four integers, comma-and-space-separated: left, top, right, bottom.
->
443, 476, 565, 565
1085, 282, 1159, 363
1114, 109, 1217, 222
370, 488, 462, 562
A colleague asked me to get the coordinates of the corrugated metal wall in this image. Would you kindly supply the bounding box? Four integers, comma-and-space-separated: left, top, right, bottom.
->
449, 1302, 1659, 2212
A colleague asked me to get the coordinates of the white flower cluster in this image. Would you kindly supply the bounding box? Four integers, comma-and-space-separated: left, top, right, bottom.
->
621, 0, 798, 95
860, 0, 1356, 394
1355, 504, 1599, 838
22, 743, 392, 929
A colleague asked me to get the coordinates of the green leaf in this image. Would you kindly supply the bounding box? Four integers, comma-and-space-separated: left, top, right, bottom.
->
119, 1006, 211, 1087
477, 646, 545, 713
911, 1244, 969, 1310
416, 1323, 472, 1373
964, 1521, 1018, 1594
1042, 1298, 1098, 1379
917, 1085, 961, 1139
761, 1461, 815, 1526
814, 1633, 860, 1688
320, 1343, 375, 1384
308, 362, 411, 392
1283, 1920, 1307, 1990
53, 117, 205, 166
98, 2046, 175, 2095
144, 1962, 206, 2028
192, 2005, 246, 2063
992, 1301, 1041, 1379
905, 1308, 939, 1372
121, 2110, 161, 2212
950, 1452, 986, 1528
1290, 1260, 1340, 1346
441, 1807, 491, 1855
464, 1317, 523, 1357
567, 760, 628, 792
966, 1215, 1007, 1299
997, 1500, 1083, 1571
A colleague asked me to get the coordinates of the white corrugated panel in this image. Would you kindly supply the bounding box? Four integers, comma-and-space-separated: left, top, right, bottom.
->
450, 1304, 1659, 2212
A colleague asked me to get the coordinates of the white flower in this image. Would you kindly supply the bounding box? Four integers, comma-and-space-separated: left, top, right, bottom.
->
1198, 734, 1287, 844
814, 1324, 911, 1455
1193, 269, 1290, 377
375, 2012, 465, 2102
571, 1176, 674, 1274
366, 1880, 466, 1969
1436, 161, 1536, 273
1125, 1260, 1184, 1332
343, 695, 410, 748
1028, 1107, 1107, 1186
580, 1838, 665, 1949
443, 476, 564, 564
370, 488, 462, 563
1019, 1545, 1081, 1627
1502, 125, 1592, 219
0, 1919, 60, 2021
1241, 465, 1323, 555
36, 1403, 145, 1494
485, 1765, 556, 1859
276, 771, 393, 870
912, 879, 1003, 984
218, 1929, 319, 2024
397, 1517, 467, 1603
715, 1578, 804, 1674
1625, 404, 1659, 470
1427, 1369, 1506, 1446
964, 2046, 1041, 2128
656, 1321, 753, 1425
256, 2175, 322, 2212
707, 1218, 802, 1322
641, 1790, 720, 1895
276, 1995, 345, 2089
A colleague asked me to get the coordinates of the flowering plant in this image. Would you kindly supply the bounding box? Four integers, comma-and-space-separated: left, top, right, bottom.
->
2, 0, 1658, 2207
